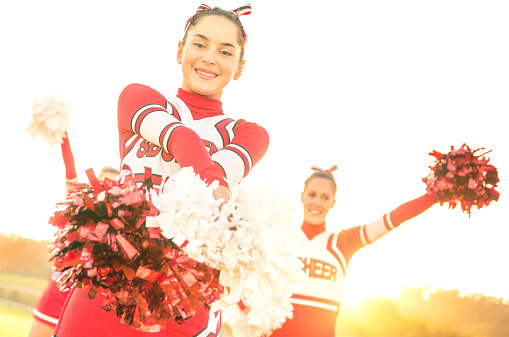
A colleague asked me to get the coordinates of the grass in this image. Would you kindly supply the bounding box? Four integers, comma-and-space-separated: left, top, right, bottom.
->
0, 272, 48, 291
0, 272, 47, 337
0, 303, 32, 337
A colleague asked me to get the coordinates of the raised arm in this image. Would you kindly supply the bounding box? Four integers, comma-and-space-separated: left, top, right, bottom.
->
117, 83, 227, 187
365, 191, 437, 243
210, 119, 269, 184
60, 132, 78, 184
337, 192, 438, 264
389, 191, 437, 226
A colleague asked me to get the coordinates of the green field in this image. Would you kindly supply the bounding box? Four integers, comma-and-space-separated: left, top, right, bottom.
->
0, 272, 48, 291
0, 303, 32, 337
0, 272, 47, 337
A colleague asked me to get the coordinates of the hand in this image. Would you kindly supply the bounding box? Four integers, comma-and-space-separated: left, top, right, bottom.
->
213, 184, 231, 204
427, 190, 438, 203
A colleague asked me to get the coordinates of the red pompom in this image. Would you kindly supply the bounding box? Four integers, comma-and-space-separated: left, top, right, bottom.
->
422, 144, 500, 216
48, 166, 222, 331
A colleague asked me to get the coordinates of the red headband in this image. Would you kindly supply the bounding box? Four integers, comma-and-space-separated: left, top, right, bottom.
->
311, 164, 338, 175
184, 4, 251, 39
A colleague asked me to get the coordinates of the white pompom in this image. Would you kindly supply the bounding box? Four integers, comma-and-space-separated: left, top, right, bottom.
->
26, 92, 72, 145
151, 168, 307, 336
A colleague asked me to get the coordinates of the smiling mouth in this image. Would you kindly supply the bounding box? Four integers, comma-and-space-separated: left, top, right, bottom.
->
196, 69, 217, 78
309, 209, 322, 215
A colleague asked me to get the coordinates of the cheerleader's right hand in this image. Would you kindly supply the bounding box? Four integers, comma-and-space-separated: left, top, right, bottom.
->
213, 184, 231, 204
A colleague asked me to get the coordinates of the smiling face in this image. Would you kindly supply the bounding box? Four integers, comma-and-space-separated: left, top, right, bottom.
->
177, 15, 243, 100
301, 177, 336, 225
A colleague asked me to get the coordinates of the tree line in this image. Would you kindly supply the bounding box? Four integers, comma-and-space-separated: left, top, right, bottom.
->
337, 287, 509, 337
1, 232, 509, 336
0, 232, 52, 278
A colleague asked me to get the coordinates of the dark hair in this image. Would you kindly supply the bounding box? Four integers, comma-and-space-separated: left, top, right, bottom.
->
304, 171, 338, 196
182, 7, 247, 61
100, 166, 120, 176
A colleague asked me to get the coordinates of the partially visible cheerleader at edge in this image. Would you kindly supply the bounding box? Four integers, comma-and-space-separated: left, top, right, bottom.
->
29, 133, 119, 337
52, 4, 269, 337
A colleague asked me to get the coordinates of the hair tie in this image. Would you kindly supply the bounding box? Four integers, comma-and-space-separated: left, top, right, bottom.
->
184, 4, 212, 32
311, 164, 338, 175
231, 4, 250, 40
232, 4, 252, 17
184, 4, 251, 39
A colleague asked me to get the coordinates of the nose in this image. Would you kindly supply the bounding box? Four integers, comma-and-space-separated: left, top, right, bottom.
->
201, 49, 216, 64
311, 197, 322, 207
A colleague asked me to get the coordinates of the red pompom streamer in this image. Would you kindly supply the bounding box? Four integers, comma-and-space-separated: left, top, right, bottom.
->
422, 144, 500, 216
48, 166, 222, 331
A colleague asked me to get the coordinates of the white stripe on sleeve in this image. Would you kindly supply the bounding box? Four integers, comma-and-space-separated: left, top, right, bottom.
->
33, 308, 59, 325
364, 215, 393, 243
211, 149, 248, 184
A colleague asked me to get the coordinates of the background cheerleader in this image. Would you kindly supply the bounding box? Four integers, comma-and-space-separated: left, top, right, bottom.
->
258, 158, 496, 337
225, 164, 439, 337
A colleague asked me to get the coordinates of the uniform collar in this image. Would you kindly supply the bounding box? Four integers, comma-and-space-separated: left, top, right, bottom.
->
177, 88, 223, 119
301, 220, 327, 240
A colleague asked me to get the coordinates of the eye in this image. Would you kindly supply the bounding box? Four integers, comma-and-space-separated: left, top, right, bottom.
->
193, 42, 206, 48
322, 195, 330, 201
308, 192, 316, 198
219, 49, 233, 57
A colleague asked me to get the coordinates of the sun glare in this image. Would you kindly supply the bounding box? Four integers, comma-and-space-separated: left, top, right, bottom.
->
340, 261, 402, 310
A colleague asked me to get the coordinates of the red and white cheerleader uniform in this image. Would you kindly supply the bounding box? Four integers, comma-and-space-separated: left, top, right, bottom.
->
33, 271, 68, 328
270, 193, 436, 337
52, 83, 269, 337
33, 135, 77, 328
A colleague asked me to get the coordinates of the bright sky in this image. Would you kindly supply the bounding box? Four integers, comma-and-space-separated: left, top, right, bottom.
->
1, 0, 508, 305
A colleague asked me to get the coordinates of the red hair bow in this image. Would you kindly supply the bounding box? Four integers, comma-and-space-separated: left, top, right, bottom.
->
184, 4, 252, 33
311, 164, 338, 174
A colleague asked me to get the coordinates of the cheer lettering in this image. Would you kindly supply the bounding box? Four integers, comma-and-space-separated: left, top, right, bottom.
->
300, 257, 337, 281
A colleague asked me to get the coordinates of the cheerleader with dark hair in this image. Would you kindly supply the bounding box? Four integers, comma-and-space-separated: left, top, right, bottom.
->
52, 4, 269, 337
